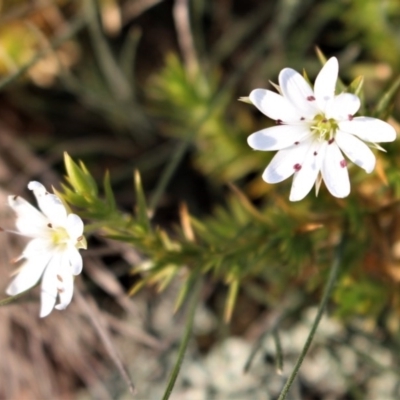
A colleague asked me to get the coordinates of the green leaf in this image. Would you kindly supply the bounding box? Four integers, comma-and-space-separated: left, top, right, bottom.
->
60, 184, 90, 208
134, 170, 151, 232
174, 269, 199, 312
64, 152, 98, 196
224, 276, 240, 322
103, 170, 116, 212
373, 75, 400, 120
79, 160, 98, 197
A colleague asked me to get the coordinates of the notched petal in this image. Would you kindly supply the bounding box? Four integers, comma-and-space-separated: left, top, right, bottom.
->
289, 141, 327, 201
28, 181, 68, 227
247, 125, 311, 151
327, 93, 360, 120
66, 214, 84, 240
55, 273, 74, 311
68, 246, 83, 275
262, 139, 313, 184
339, 117, 397, 143
336, 130, 376, 173
6, 252, 51, 296
279, 68, 318, 118
249, 88, 302, 122
321, 142, 350, 198
314, 57, 338, 113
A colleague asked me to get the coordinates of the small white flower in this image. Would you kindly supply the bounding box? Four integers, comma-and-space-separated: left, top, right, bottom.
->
6, 181, 86, 317
247, 57, 397, 201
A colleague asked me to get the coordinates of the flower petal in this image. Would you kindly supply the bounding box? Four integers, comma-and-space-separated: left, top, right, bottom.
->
249, 89, 303, 122
321, 141, 350, 198
21, 237, 52, 257
247, 125, 311, 151
326, 93, 360, 120
40, 253, 60, 317
66, 213, 84, 240
6, 251, 51, 296
28, 181, 68, 227
262, 138, 313, 183
279, 68, 318, 118
336, 131, 375, 173
67, 245, 83, 275
290, 140, 328, 201
55, 267, 74, 311
339, 117, 397, 143
8, 195, 48, 237
314, 57, 338, 113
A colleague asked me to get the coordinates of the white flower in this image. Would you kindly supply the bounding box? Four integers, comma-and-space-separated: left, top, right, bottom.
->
247, 57, 397, 201
6, 181, 86, 317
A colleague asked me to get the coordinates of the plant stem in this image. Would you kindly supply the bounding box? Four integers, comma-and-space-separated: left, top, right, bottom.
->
75, 287, 136, 398
277, 233, 346, 400
162, 277, 202, 400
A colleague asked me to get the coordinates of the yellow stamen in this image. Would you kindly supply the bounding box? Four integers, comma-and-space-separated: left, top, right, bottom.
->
311, 114, 338, 140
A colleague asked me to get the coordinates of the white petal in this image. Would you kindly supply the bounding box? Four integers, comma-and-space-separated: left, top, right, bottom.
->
55, 270, 74, 311
249, 89, 303, 122
22, 238, 52, 257
290, 140, 328, 201
279, 68, 318, 118
67, 245, 83, 275
66, 214, 84, 240
335, 131, 375, 173
8, 195, 48, 237
6, 252, 52, 296
321, 141, 350, 198
262, 138, 313, 183
339, 117, 397, 143
326, 93, 360, 120
28, 181, 68, 227
314, 57, 338, 113
40, 254, 60, 317
247, 125, 311, 151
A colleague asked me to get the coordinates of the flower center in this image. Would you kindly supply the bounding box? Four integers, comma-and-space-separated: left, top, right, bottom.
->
310, 114, 338, 141
50, 227, 70, 247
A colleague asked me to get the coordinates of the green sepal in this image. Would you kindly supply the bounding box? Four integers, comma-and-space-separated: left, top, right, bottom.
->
238, 96, 252, 104
302, 69, 312, 86
315, 46, 327, 65
347, 75, 364, 97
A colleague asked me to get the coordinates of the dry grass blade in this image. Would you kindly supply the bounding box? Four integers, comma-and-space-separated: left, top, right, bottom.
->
74, 286, 137, 398
173, 0, 199, 77
121, 0, 165, 25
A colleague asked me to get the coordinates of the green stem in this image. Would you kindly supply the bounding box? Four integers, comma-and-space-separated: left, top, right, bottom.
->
0, 293, 23, 306
277, 233, 346, 400
84, 0, 131, 101
273, 329, 283, 375
162, 277, 202, 400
